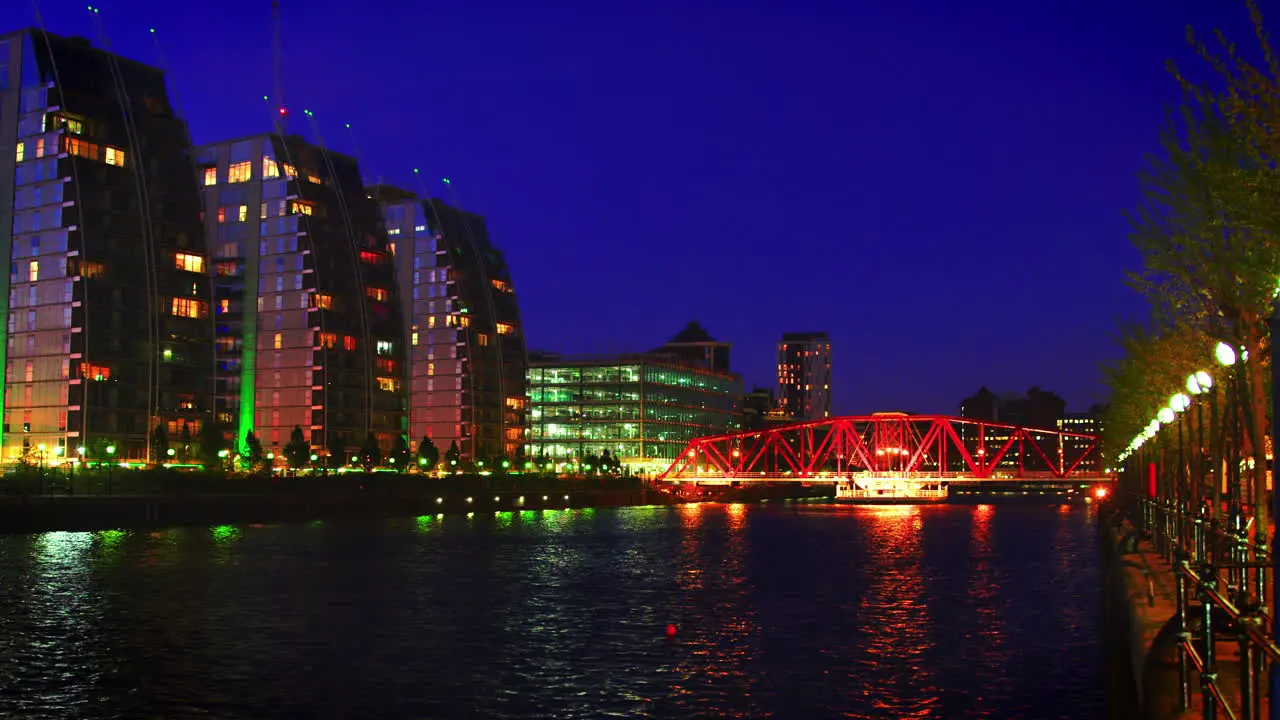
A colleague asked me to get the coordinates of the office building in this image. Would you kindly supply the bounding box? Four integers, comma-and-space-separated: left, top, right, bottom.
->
0, 30, 212, 462
196, 134, 405, 462
958, 386, 1070, 473
370, 184, 527, 461
527, 338, 742, 472
777, 331, 831, 420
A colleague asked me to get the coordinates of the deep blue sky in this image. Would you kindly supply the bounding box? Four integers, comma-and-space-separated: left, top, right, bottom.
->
31, 0, 1253, 413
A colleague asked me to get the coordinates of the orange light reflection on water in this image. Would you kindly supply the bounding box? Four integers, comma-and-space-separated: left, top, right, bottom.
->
669, 503, 760, 715
853, 505, 940, 719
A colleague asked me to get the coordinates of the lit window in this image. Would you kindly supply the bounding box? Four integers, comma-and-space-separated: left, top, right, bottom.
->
79, 362, 110, 381
311, 293, 333, 310
477, 333, 489, 347
175, 253, 205, 273
427, 362, 434, 376
376, 340, 393, 356
281, 163, 298, 179
366, 287, 388, 302
203, 167, 217, 186
35, 138, 44, 158
410, 331, 419, 346
238, 205, 248, 222
28, 261, 38, 282
170, 297, 206, 318
359, 250, 381, 264
273, 333, 282, 349
376, 357, 396, 373
291, 200, 314, 216
104, 146, 125, 167
80, 261, 104, 278
262, 157, 280, 178
427, 316, 436, 328
15, 141, 25, 162
343, 336, 357, 351
227, 161, 252, 183
496, 322, 514, 335
306, 174, 322, 184
218, 299, 230, 314
318, 332, 337, 349
63, 117, 84, 134
491, 279, 512, 292
376, 376, 400, 392
64, 136, 99, 161
217, 207, 226, 223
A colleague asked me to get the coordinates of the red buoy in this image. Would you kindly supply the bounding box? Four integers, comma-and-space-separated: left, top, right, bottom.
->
665, 624, 678, 637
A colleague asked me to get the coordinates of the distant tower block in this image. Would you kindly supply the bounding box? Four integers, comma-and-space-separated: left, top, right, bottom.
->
777, 332, 832, 420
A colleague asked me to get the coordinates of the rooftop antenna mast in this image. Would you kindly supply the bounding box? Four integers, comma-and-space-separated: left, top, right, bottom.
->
273, 0, 287, 134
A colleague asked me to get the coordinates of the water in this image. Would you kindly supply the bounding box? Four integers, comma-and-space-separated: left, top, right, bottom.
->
0, 502, 1106, 719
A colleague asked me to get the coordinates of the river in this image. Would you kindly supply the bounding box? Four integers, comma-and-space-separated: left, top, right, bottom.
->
0, 502, 1106, 718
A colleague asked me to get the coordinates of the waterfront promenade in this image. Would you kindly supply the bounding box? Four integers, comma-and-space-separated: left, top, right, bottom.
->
1107, 498, 1273, 719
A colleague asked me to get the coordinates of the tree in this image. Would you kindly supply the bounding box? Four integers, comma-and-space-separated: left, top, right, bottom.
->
283, 426, 310, 470
324, 432, 346, 470
241, 430, 267, 473
199, 420, 228, 471
151, 424, 170, 464
417, 435, 439, 471
388, 435, 410, 469
358, 433, 382, 471
444, 440, 461, 471
179, 422, 193, 463
1123, 2, 1280, 533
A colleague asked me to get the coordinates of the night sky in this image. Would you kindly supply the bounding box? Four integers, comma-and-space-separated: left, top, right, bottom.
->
29, 0, 1254, 414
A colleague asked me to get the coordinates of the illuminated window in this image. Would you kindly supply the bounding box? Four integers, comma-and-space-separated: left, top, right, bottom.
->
170, 297, 206, 318
427, 316, 436, 328
61, 117, 84, 134
505, 397, 526, 410
311, 293, 333, 310
477, 333, 489, 347
80, 261, 104, 278
376, 377, 401, 392
343, 336, 357, 351
28, 261, 38, 282
64, 136, 99, 161
376, 340, 393, 356
14, 142, 24, 163
318, 332, 337, 349
366, 287, 388, 302
79, 363, 110, 381
281, 163, 297, 179
217, 207, 226, 223
306, 174, 322, 184
262, 157, 280, 178
238, 205, 248, 222
388, 242, 396, 256
218, 299, 230, 314
273, 333, 282, 350
458, 315, 471, 328
227, 161, 252, 183
291, 200, 314, 216
376, 357, 396, 373
203, 167, 217, 186
491, 279, 512, 292
496, 322, 514, 335
427, 362, 435, 376
359, 250, 381, 264
410, 331, 419, 346
35, 138, 44, 158
175, 252, 205, 273
104, 146, 125, 167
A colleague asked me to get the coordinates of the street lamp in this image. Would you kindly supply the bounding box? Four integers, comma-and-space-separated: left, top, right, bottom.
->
105, 444, 116, 495
1187, 372, 1213, 512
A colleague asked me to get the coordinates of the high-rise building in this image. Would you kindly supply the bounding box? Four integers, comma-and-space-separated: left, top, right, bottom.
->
0, 30, 212, 463
777, 331, 831, 420
196, 134, 405, 463
370, 185, 527, 462
958, 386, 1071, 473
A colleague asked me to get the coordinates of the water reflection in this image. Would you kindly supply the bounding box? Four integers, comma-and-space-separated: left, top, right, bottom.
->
0, 504, 1105, 719
853, 505, 940, 719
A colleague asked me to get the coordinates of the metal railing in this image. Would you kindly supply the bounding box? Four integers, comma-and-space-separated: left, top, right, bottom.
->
1131, 495, 1279, 719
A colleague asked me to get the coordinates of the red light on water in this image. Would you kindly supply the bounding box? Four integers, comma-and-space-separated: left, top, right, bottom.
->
665, 624, 677, 637
1094, 486, 1109, 500
279, 107, 288, 115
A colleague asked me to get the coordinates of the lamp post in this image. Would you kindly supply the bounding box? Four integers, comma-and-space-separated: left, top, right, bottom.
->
1269, 298, 1280, 718
1188, 373, 1211, 510
1216, 342, 1239, 521
1172, 393, 1191, 515
105, 444, 116, 495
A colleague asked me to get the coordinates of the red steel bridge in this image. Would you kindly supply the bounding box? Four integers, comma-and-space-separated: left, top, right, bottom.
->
658, 413, 1107, 499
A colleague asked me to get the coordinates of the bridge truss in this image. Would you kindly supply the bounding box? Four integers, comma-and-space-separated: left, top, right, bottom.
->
658, 414, 1103, 482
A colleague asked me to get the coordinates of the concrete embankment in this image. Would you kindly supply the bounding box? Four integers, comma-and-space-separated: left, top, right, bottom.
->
1098, 507, 1260, 719
0, 487, 672, 534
